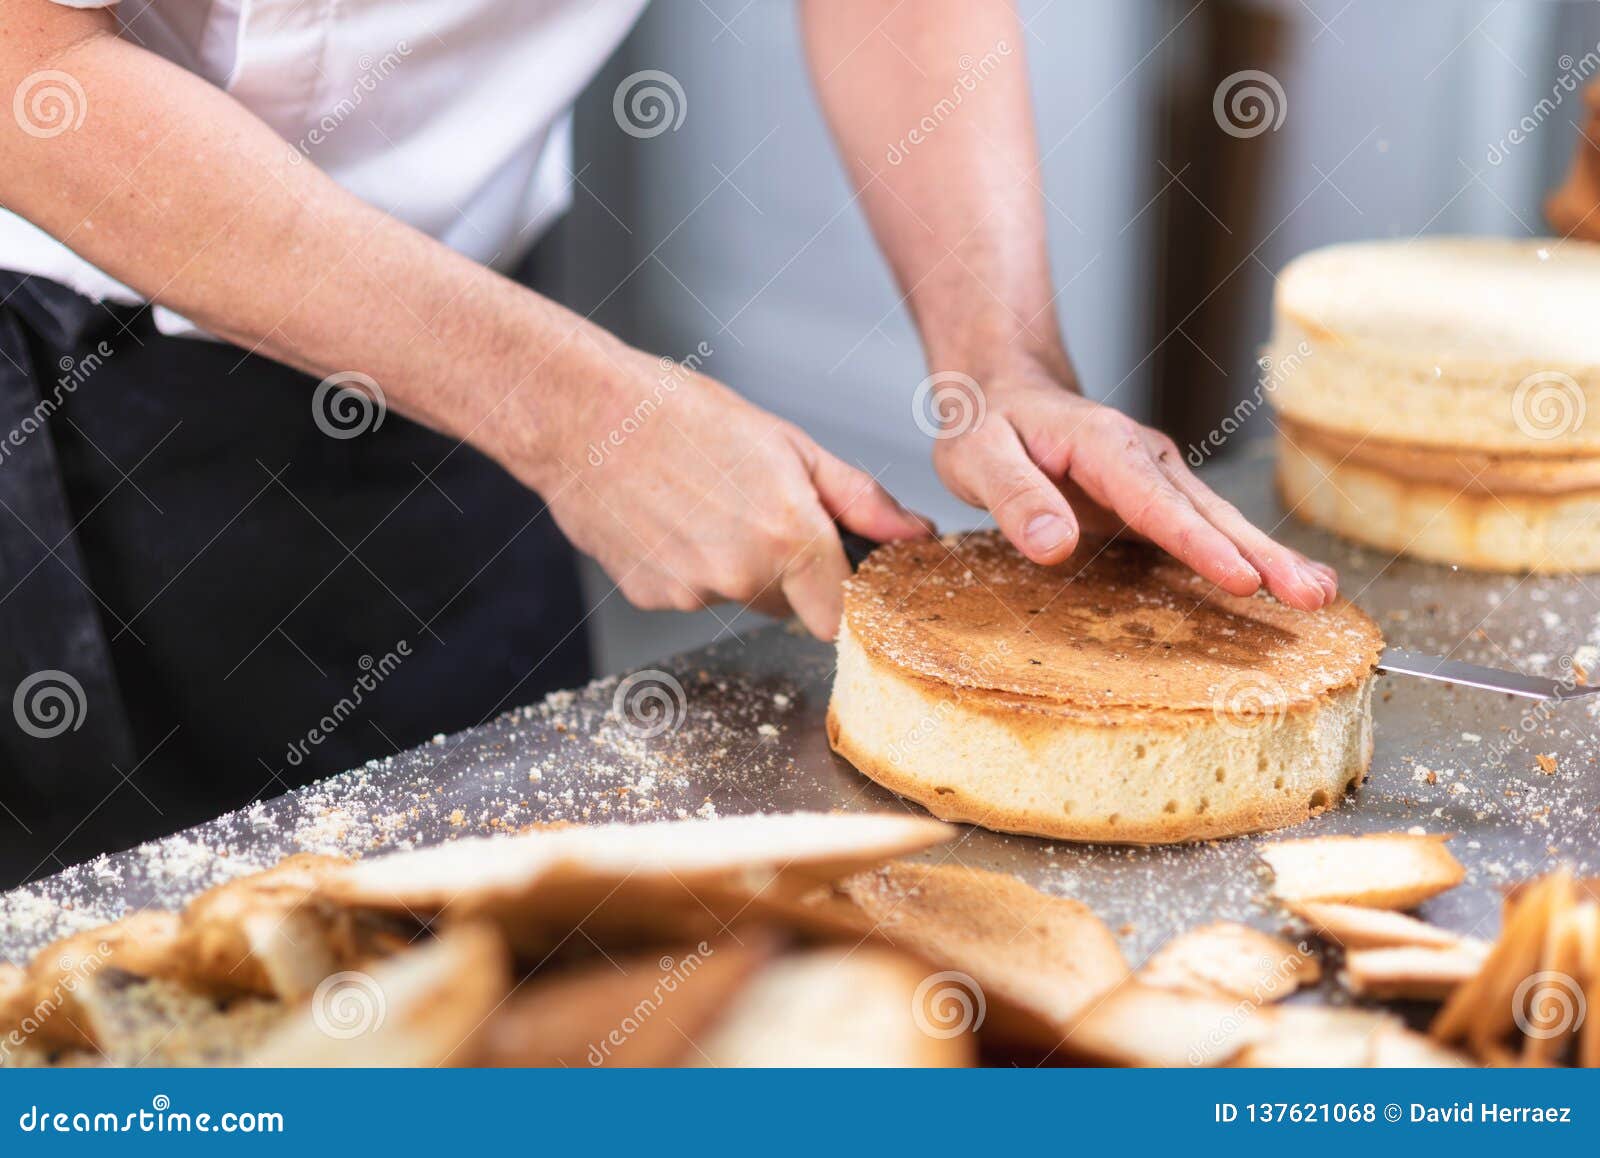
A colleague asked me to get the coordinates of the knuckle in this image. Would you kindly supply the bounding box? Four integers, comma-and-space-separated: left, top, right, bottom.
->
1121, 489, 1165, 528
755, 517, 801, 556
846, 475, 885, 509
774, 423, 816, 464
1030, 423, 1078, 472
1146, 431, 1180, 460
1198, 492, 1241, 523
945, 420, 999, 454
669, 587, 704, 612
936, 423, 1009, 477
1171, 524, 1207, 557
1107, 480, 1154, 518
777, 506, 831, 555
1091, 408, 1140, 445
620, 579, 668, 610
989, 479, 1047, 522
784, 555, 819, 582
618, 572, 703, 613
783, 535, 837, 580
723, 567, 771, 605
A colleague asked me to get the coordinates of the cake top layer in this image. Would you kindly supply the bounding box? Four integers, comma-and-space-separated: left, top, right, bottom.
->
1277, 237, 1600, 366
842, 532, 1382, 714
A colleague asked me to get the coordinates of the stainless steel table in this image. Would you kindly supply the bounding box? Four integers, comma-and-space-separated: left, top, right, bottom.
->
4, 445, 1597, 968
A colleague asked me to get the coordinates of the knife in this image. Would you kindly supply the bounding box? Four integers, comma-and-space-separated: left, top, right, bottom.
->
838, 532, 1598, 703
1373, 649, 1600, 702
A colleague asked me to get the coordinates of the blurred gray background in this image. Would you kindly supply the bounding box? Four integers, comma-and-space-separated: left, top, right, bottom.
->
559, 0, 1600, 672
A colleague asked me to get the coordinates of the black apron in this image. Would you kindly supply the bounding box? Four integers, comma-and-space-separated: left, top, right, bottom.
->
0, 242, 589, 885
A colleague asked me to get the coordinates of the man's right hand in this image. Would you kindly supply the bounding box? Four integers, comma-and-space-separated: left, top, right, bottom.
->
0, 6, 932, 646
505, 344, 933, 641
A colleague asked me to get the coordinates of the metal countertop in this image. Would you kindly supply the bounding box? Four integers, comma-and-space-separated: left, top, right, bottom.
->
3, 445, 1597, 967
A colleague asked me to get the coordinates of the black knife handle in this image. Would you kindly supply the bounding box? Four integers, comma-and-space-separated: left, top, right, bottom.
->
839, 530, 879, 569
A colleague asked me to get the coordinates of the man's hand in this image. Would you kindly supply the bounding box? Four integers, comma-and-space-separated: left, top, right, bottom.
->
802, 0, 1338, 611
517, 347, 932, 640
931, 355, 1337, 611
0, 5, 929, 640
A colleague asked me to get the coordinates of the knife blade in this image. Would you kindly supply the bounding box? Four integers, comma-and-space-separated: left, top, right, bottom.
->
1375, 648, 1600, 702
838, 532, 1597, 703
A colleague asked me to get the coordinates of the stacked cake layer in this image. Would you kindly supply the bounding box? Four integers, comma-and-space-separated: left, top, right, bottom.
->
1268, 237, 1600, 572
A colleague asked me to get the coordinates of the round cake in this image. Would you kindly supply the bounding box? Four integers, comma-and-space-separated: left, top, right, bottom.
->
827, 533, 1383, 844
1267, 236, 1600, 571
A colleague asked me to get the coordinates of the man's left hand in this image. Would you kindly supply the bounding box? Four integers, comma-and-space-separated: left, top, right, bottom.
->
930, 354, 1339, 612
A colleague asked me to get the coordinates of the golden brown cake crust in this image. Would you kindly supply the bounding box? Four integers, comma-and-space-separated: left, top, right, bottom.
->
841, 532, 1382, 720
1275, 424, 1600, 574
1280, 415, 1600, 496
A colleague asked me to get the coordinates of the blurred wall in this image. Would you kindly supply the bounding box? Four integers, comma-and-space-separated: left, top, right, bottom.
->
1227, 0, 1600, 402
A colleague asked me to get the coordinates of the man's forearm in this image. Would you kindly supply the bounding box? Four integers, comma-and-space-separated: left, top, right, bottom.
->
0, 8, 622, 492
802, 0, 1336, 606
801, 0, 1071, 382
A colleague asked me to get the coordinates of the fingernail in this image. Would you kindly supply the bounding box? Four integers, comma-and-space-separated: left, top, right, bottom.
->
1296, 563, 1327, 603
1025, 513, 1073, 553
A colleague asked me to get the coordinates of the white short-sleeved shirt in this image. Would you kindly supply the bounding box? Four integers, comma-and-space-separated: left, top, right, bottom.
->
4, 0, 650, 335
